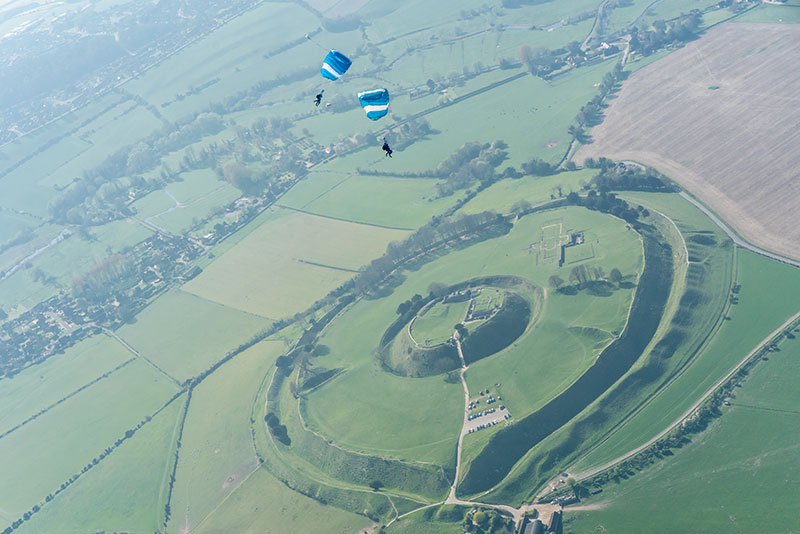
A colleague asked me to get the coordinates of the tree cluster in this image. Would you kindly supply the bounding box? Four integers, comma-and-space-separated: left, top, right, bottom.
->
265, 412, 291, 446
568, 62, 625, 143
434, 141, 508, 196
630, 11, 703, 56
566, 190, 646, 223
590, 161, 670, 192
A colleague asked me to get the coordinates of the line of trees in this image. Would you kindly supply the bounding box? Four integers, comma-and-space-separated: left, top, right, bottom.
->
568, 62, 626, 144
354, 210, 508, 295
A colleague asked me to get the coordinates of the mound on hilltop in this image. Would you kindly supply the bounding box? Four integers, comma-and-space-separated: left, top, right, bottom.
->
386, 327, 460, 378
460, 293, 531, 365
382, 285, 535, 377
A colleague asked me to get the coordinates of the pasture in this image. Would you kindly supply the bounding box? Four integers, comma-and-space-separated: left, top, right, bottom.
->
282, 172, 458, 229
123, 2, 320, 120
563, 329, 800, 534
168, 340, 286, 532
458, 169, 596, 215
734, 3, 800, 24
29, 220, 152, 285
576, 23, 800, 260
15, 395, 184, 534
136, 169, 241, 235
115, 289, 269, 382
183, 207, 410, 318
0, 334, 132, 436
193, 468, 371, 534
0, 359, 178, 518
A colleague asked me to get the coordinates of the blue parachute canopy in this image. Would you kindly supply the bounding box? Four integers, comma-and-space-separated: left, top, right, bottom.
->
320, 50, 352, 81
358, 88, 390, 121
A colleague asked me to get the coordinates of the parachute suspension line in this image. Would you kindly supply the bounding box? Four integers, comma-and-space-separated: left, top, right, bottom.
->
304, 33, 328, 51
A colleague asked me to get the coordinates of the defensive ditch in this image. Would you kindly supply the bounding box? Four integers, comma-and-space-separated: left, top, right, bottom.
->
458, 222, 673, 495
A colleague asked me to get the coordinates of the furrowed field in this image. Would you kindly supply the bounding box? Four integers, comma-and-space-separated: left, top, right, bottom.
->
577, 23, 800, 260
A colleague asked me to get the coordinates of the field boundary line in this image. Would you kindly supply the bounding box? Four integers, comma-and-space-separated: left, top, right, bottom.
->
295, 258, 360, 273
0, 357, 136, 441
275, 204, 415, 231
103, 328, 182, 387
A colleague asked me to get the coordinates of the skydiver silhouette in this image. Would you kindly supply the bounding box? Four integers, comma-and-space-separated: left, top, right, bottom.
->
314, 90, 324, 107
382, 137, 393, 158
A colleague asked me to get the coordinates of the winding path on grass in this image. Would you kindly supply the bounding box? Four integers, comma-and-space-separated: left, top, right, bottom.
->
559, 308, 800, 492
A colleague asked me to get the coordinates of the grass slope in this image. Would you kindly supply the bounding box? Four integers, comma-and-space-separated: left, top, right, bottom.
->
563, 329, 800, 534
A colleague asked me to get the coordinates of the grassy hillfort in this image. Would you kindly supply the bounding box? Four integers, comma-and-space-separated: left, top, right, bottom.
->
1, 0, 799, 533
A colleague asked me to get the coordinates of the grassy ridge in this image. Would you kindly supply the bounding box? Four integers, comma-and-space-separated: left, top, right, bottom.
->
563, 323, 800, 533
286, 381, 452, 501
458, 219, 673, 496
461, 292, 531, 365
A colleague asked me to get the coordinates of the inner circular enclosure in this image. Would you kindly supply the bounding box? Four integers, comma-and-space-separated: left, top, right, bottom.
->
410, 287, 503, 347
383, 281, 535, 378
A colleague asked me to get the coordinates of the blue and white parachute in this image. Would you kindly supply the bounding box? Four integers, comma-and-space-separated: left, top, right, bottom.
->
320, 50, 352, 81
357, 88, 390, 121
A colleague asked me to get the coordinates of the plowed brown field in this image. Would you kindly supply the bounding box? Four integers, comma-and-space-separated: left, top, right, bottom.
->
576, 23, 800, 260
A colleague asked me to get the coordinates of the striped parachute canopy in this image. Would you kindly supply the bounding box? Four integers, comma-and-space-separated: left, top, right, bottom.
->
357, 88, 390, 121
320, 50, 352, 81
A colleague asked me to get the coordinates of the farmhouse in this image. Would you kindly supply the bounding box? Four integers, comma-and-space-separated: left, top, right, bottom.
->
522, 518, 545, 534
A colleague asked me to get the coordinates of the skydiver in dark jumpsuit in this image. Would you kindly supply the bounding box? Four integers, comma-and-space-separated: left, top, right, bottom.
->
382, 138, 393, 157
314, 90, 324, 107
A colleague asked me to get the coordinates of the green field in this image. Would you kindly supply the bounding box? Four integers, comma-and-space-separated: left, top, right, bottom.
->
193, 468, 371, 534
138, 169, 242, 234
183, 207, 410, 318
15, 395, 184, 534
563, 329, 800, 534
116, 289, 269, 382
734, 3, 800, 23
124, 2, 320, 120
168, 339, 286, 532
412, 300, 470, 346
0, 335, 132, 436
282, 172, 459, 230
30, 221, 152, 285
0, 359, 178, 518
